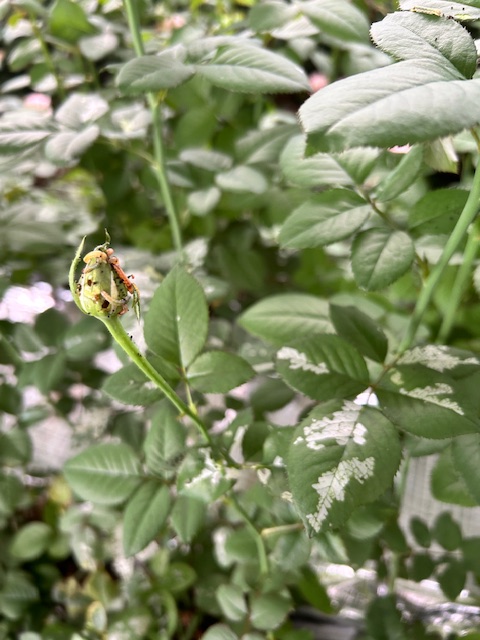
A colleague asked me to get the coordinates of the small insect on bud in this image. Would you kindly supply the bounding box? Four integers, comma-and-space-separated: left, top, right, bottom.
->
69, 232, 140, 321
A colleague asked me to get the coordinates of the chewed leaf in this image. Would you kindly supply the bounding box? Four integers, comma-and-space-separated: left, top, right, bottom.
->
287, 399, 401, 535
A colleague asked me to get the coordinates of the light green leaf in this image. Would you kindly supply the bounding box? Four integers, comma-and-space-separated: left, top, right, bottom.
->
248, 1, 297, 31
116, 48, 194, 94
373, 146, 424, 202
179, 148, 233, 171
216, 584, 248, 622
276, 335, 369, 401
55, 93, 109, 128
287, 400, 401, 534
144, 266, 208, 368
170, 495, 206, 543
215, 166, 267, 194
45, 126, 100, 163
0, 123, 50, 154
49, 0, 96, 43
431, 446, 477, 506
188, 187, 221, 216
249, 593, 292, 631
299, 61, 480, 153
238, 124, 298, 165
195, 43, 310, 93
201, 624, 238, 640
144, 402, 186, 476
64, 443, 142, 505
103, 364, 164, 406
451, 434, 480, 504
371, 12, 477, 78
279, 189, 372, 249
10, 522, 53, 561
63, 318, 108, 361
187, 351, 255, 393
298, 0, 370, 43
280, 135, 353, 188
351, 229, 414, 290
330, 304, 388, 363
238, 294, 331, 345
123, 481, 171, 556
79, 32, 118, 61
400, 0, 480, 20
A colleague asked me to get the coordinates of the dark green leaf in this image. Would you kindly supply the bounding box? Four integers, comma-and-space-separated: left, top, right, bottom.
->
287, 400, 401, 534
410, 553, 435, 581
373, 146, 424, 202
351, 229, 414, 290
144, 266, 208, 368
330, 304, 388, 363
238, 294, 331, 346
187, 351, 254, 393
144, 402, 186, 476
64, 443, 142, 505
276, 335, 369, 401
437, 559, 466, 600
410, 517, 431, 547
170, 495, 206, 543
123, 481, 171, 556
103, 364, 164, 406
49, 0, 96, 43
409, 188, 469, 236
433, 512, 462, 550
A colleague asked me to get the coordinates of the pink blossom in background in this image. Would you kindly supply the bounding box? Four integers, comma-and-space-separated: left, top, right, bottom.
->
309, 73, 329, 92
23, 93, 51, 111
388, 144, 412, 154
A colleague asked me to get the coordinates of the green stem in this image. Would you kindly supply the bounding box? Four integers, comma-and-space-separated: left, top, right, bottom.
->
227, 495, 269, 577
437, 219, 480, 343
29, 13, 65, 100
122, 0, 184, 259
0, 333, 23, 369
398, 157, 480, 353
101, 316, 213, 446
